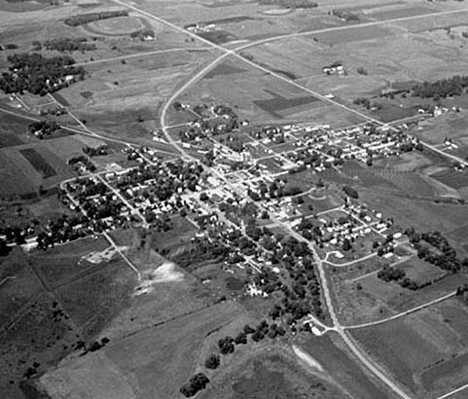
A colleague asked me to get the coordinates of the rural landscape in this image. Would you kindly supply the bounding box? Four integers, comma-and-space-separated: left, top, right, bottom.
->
3, 0, 468, 398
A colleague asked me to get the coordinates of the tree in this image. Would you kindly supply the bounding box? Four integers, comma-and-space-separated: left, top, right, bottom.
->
0, 239, 11, 257
205, 354, 220, 369
243, 324, 255, 334
343, 185, 358, 199
234, 331, 247, 345
251, 330, 264, 342
342, 238, 352, 251
180, 373, 210, 397
218, 336, 235, 355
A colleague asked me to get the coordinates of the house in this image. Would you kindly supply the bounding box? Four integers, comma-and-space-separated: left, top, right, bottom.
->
323, 62, 344, 75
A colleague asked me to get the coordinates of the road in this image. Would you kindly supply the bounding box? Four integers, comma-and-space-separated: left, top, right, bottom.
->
0, 105, 179, 156
73, 47, 211, 67
345, 291, 457, 330
0, 275, 16, 288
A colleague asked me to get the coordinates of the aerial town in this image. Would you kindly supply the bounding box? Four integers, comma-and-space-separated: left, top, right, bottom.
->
2, 1, 468, 399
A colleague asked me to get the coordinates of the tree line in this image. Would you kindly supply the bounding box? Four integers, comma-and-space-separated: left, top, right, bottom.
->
64, 10, 129, 26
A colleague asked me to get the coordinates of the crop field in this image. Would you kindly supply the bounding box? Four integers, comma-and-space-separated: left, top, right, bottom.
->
203, 61, 247, 79
19, 148, 56, 178
430, 168, 468, 190
0, 147, 41, 198
351, 298, 468, 396
39, 301, 249, 399
253, 92, 320, 118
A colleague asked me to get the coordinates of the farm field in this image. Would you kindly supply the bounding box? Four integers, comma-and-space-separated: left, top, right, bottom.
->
350, 297, 468, 397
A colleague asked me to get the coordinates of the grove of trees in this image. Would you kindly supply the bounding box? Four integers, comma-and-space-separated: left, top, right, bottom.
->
0, 53, 85, 95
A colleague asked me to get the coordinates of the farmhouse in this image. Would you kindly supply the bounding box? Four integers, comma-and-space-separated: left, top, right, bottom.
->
323, 62, 345, 76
